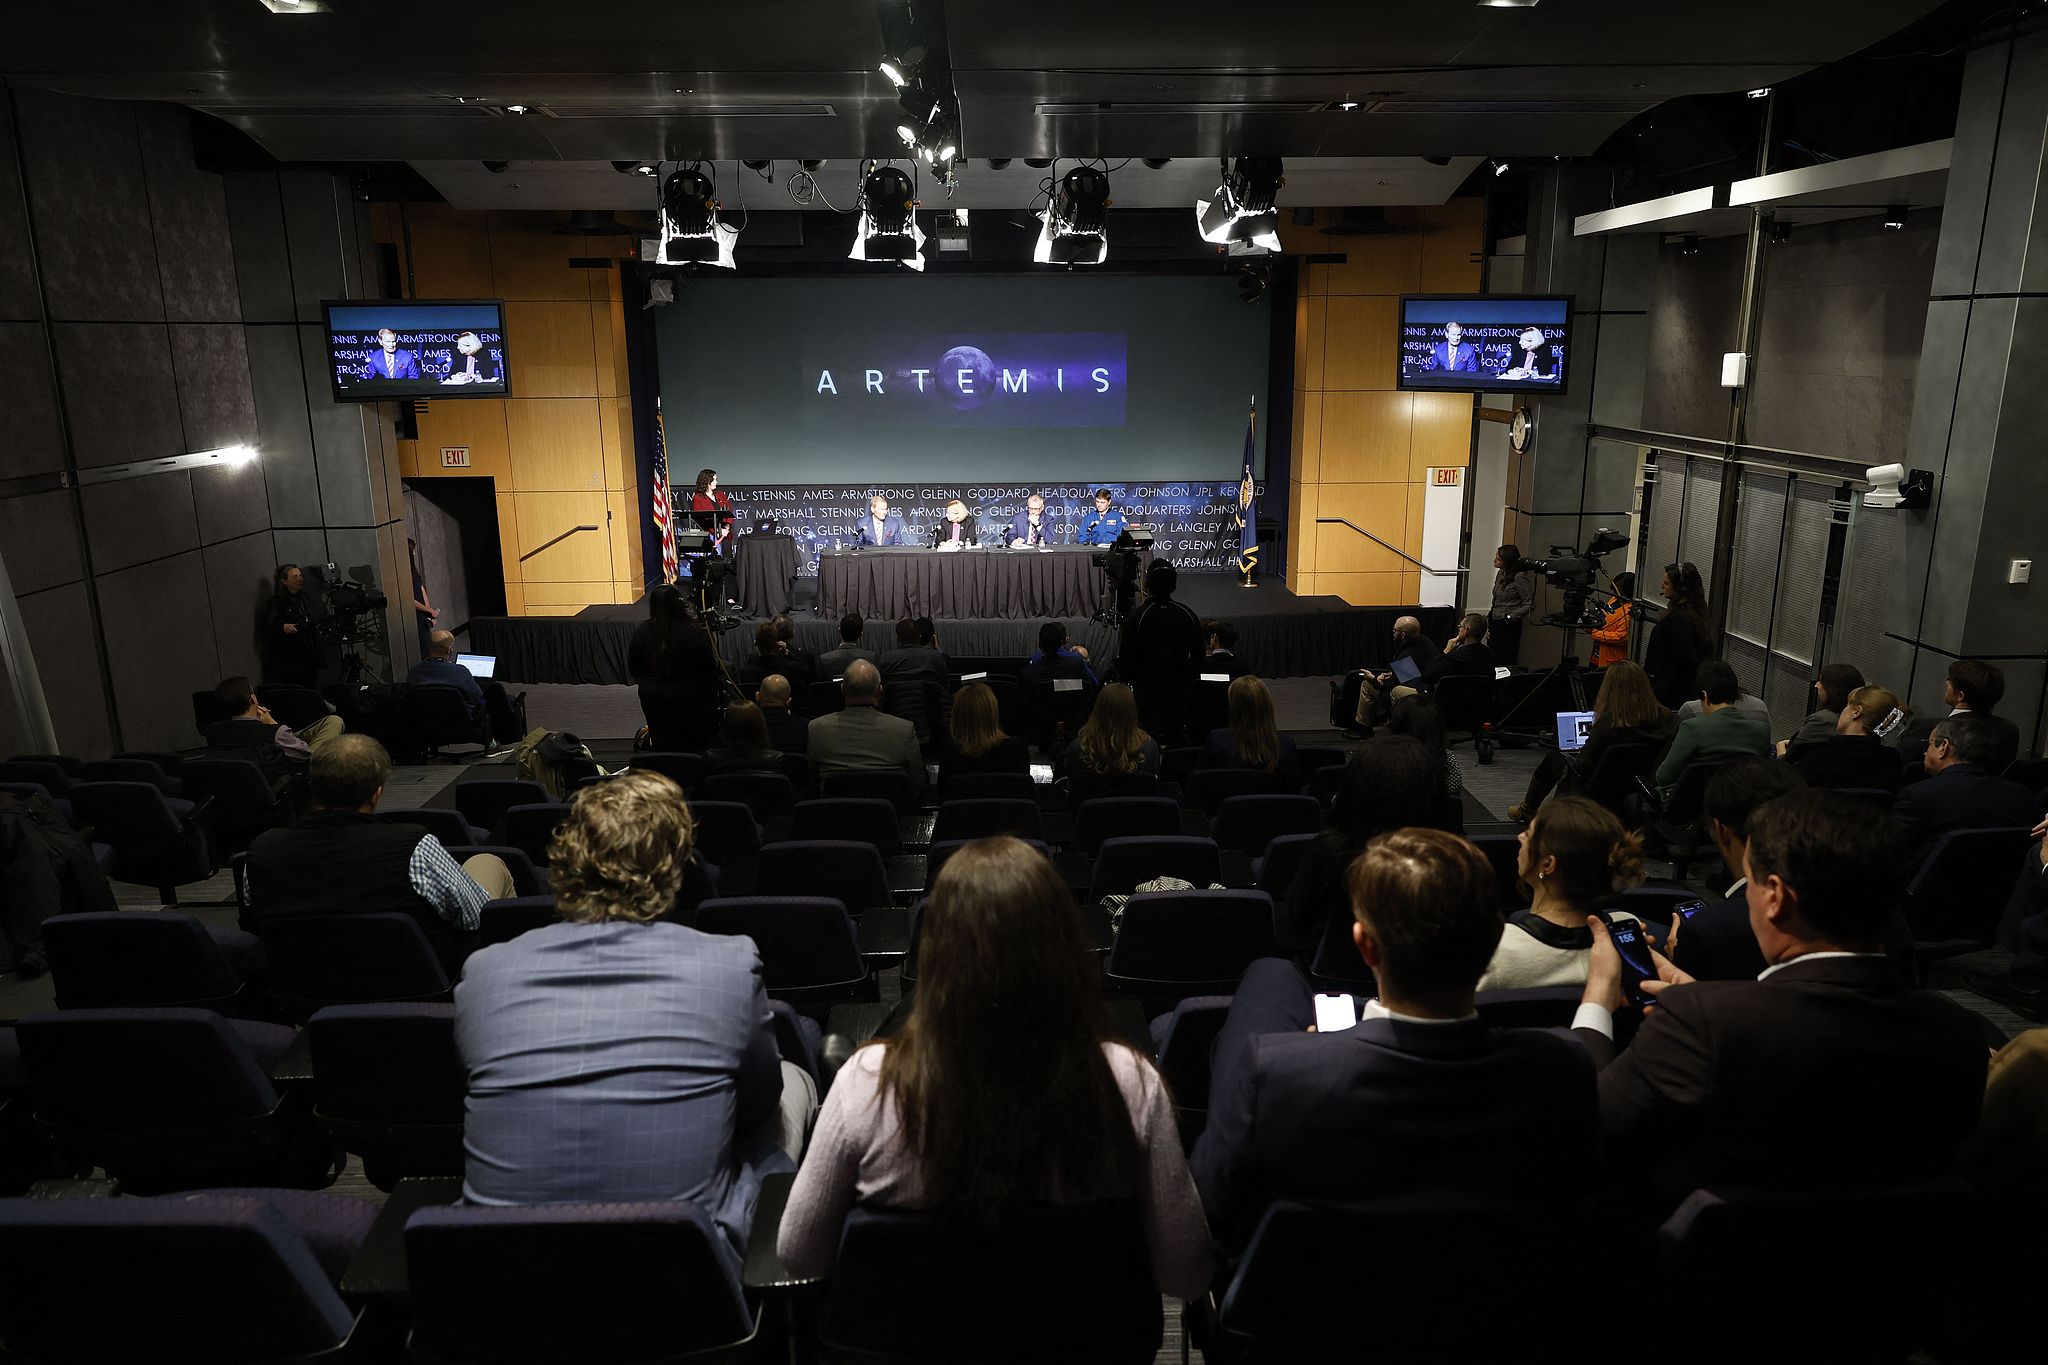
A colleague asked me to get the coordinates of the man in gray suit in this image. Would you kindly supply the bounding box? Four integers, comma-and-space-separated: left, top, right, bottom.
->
806, 659, 925, 796
815, 613, 876, 680
454, 771, 815, 1269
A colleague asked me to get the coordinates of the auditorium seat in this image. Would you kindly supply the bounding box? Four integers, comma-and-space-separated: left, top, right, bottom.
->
1254, 831, 1316, 901
1087, 836, 1222, 903
259, 913, 452, 1020
1183, 767, 1282, 816
930, 797, 1044, 846
69, 780, 216, 905
1306, 764, 1345, 810
937, 770, 1037, 804
1107, 889, 1277, 1003
477, 895, 560, 948
500, 802, 571, 866
307, 1003, 466, 1190
179, 757, 289, 856
697, 896, 875, 1006
453, 779, 550, 840
1161, 746, 1205, 788
687, 801, 764, 893
405, 1200, 759, 1365
2002, 756, 2048, 793
1151, 994, 1234, 1147
757, 840, 891, 913
1468, 833, 1529, 909
1306, 913, 1377, 994
43, 912, 248, 1013
1073, 796, 1183, 855
0, 758, 72, 798
442, 844, 548, 898
82, 756, 181, 797
1210, 793, 1321, 857
1603, 885, 1709, 933
1473, 986, 1586, 1028
400, 684, 489, 760
698, 770, 797, 825
801, 680, 846, 718
14, 1008, 338, 1193
0, 1192, 372, 1363
819, 767, 917, 813
629, 751, 705, 791
376, 806, 490, 848
1902, 826, 2036, 963
790, 798, 901, 858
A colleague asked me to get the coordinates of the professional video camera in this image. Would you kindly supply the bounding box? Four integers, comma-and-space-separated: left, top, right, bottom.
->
1521, 527, 1630, 629
307, 564, 390, 689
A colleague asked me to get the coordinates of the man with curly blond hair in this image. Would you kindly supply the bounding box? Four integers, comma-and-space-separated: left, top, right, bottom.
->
454, 770, 815, 1266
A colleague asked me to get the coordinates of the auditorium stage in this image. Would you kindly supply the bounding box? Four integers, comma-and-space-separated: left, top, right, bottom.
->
470, 575, 1455, 686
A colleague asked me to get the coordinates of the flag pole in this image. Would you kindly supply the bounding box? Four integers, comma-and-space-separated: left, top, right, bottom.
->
1240, 395, 1258, 587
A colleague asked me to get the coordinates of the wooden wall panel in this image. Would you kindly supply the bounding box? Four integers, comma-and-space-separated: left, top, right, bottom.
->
487, 215, 600, 301
410, 399, 512, 482
1294, 297, 1325, 390
605, 489, 642, 581
1320, 391, 1413, 483
1410, 392, 1475, 474
511, 491, 612, 581
1322, 238, 1422, 297
506, 398, 605, 492
1290, 388, 1323, 484
505, 300, 598, 398
405, 204, 496, 298
1321, 296, 1398, 390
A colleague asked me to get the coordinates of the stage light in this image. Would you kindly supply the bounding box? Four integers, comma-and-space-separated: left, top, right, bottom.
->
986, 158, 1012, 169
1195, 157, 1283, 253
1747, 87, 1772, 99
1337, 101, 1358, 111
1034, 165, 1111, 266
659, 164, 736, 269
851, 164, 925, 271
1679, 235, 1701, 256
1882, 204, 1908, 230
1492, 159, 1510, 177
482, 160, 509, 174
1142, 158, 1171, 169
504, 104, 528, 115
896, 123, 918, 148
611, 160, 658, 176
1024, 158, 1052, 168
879, 60, 908, 87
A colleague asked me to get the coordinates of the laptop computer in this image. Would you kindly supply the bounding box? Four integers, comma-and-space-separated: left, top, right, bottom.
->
455, 653, 497, 679
1555, 710, 1596, 751
1388, 655, 1423, 686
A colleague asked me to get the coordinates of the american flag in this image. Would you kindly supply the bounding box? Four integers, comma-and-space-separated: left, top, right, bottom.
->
649, 403, 679, 584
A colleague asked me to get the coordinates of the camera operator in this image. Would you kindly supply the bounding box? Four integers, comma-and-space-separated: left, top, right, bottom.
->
263, 563, 321, 687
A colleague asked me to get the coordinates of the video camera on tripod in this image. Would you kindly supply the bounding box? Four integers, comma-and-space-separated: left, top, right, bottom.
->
1520, 527, 1631, 629
306, 563, 390, 689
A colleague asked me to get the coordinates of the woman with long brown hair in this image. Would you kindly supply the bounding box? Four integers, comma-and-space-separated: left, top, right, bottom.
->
1510, 659, 1676, 821
777, 837, 1212, 1295
689, 467, 735, 548
1643, 560, 1713, 710
938, 681, 1030, 789
703, 700, 785, 777
1478, 796, 1645, 990
1202, 675, 1297, 784
1057, 683, 1162, 805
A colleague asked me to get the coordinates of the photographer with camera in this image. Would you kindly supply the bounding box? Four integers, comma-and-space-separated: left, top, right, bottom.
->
263, 563, 321, 687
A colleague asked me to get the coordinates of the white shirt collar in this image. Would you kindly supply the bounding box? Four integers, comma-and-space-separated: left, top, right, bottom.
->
1362, 998, 1478, 1026
1756, 950, 1887, 981
1725, 876, 1747, 895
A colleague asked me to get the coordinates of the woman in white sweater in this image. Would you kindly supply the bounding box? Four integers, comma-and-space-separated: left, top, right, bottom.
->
1477, 796, 1644, 990
778, 836, 1213, 1298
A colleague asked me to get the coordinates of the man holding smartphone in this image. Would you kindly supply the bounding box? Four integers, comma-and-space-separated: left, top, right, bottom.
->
1571, 790, 1988, 1221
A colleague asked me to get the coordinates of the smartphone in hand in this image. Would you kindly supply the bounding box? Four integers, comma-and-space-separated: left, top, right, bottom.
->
1601, 914, 1661, 1008
1313, 993, 1359, 1033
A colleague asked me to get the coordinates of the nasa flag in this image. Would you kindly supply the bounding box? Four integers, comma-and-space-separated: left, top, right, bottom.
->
1235, 399, 1259, 578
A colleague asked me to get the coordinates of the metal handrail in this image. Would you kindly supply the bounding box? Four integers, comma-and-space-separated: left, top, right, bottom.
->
1315, 518, 1469, 577
518, 525, 601, 562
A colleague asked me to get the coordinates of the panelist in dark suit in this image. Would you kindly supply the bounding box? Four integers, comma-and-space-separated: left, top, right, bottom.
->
366, 328, 420, 380
1573, 790, 1989, 1222
1887, 713, 2039, 876
1008, 494, 1060, 548
856, 495, 907, 547
930, 498, 979, 548
1425, 320, 1479, 373
1193, 828, 1598, 1255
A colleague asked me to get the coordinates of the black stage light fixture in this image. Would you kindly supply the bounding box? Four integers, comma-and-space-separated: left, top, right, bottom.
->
985, 157, 1012, 169
659, 164, 735, 268
1142, 157, 1171, 169
1882, 204, 1908, 230
481, 160, 510, 173
851, 164, 924, 269
1035, 164, 1111, 265
1196, 157, 1284, 251
1023, 157, 1052, 168
611, 160, 657, 176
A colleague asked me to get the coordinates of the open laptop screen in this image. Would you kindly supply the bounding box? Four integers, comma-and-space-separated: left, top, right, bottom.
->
456, 653, 496, 678
1555, 710, 1595, 751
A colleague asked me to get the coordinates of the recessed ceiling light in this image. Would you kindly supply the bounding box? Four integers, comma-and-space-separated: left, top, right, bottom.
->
1338, 101, 1359, 111
1477, 0, 1541, 7
505, 104, 528, 115
256, 0, 327, 11
1746, 87, 1772, 99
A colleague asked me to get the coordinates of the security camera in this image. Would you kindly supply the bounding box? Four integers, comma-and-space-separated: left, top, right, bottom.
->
1863, 464, 1932, 511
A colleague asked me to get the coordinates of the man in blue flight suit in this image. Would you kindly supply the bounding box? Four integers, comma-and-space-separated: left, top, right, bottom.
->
1079, 489, 1129, 545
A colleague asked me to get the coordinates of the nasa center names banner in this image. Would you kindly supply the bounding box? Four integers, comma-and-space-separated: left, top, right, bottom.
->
679, 481, 1268, 578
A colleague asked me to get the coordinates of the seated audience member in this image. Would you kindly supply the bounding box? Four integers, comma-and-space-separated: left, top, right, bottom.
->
244, 735, 513, 971
1354, 616, 1439, 728
205, 675, 343, 784
1669, 759, 1806, 982
1021, 621, 1098, 689
755, 674, 809, 754
770, 613, 816, 686
1782, 662, 1865, 752
1278, 735, 1444, 958
629, 584, 721, 752
1056, 683, 1161, 808
1573, 790, 1991, 1218
778, 837, 1211, 1296
1656, 660, 1773, 794
1413, 612, 1495, 694
704, 702, 786, 777
879, 617, 950, 686
1511, 660, 1674, 821
938, 682, 1030, 789
1782, 685, 1911, 792
1674, 686, 1773, 727
737, 623, 802, 693
1971, 816, 2048, 1020
1202, 676, 1298, 787
406, 629, 485, 719
1193, 829, 1597, 1255
1389, 694, 1464, 803
806, 660, 925, 796
815, 613, 874, 680
1959, 1028, 2048, 1193
1203, 621, 1246, 678
457, 771, 812, 1263
1895, 658, 2022, 773
1888, 713, 2039, 875
1476, 796, 1642, 991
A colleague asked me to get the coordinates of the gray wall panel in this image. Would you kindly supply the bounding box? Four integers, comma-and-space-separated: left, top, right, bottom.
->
302, 324, 374, 526
200, 530, 278, 681
246, 323, 321, 526
0, 321, 63, 480
223, 172, 294, 324
1979, 33, 2048, 297
96, 550, 218, 754
1588, 314, 1648, 429
16, 581, 112, 758
280, 172, 349, 324
1932, 43, 2005, 298
1640, 237, 1742, 439
51, 321, 184, 467
81, 473, 200, 575
11, 88, 161, 324
0, 491, 84, 595
193, 459, 273, 548
273, 530, 330, 571
167, 322, 257, 450
135, 106, 240, 323
0, 93, 38, 321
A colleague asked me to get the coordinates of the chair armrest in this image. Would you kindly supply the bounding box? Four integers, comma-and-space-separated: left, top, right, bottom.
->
743, 1171, 825, 1294
270, 1028, 315, 1085
339, 1175, 464, 1299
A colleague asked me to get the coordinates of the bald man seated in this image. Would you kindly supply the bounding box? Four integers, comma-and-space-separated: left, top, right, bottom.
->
407, 628, 485, 718
804, 660, 925, 795
1355, 615, 1439, 728
756, 674, 809, 754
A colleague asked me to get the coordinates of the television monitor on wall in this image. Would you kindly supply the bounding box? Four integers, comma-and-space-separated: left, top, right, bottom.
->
1396, 294, 1572, 395
322, 299, 511, 402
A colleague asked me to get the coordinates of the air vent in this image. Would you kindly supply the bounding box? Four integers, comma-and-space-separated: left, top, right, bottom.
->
1362, 98, 1644, 114
1035, 101, 1326, 116
534, 103, 838, 119
189, 101, 509, 116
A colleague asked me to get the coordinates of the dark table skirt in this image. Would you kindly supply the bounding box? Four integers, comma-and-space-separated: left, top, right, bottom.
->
816, 547, 1114, 621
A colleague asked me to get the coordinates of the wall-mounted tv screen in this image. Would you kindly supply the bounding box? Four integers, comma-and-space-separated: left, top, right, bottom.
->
322, 299, 511, 402
1397, 294, 1572, 395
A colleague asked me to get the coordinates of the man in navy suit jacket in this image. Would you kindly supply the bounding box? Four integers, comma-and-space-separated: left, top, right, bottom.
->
1008, 494, 1061, 547
1888, 714, 2039, 875
367, 328, 420, 380
1426, 321, 1479, 373
1192, 829, 1597, 1255
856, 495, 906, 546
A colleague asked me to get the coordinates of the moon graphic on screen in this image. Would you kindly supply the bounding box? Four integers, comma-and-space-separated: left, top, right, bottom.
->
940, 345, 996, 408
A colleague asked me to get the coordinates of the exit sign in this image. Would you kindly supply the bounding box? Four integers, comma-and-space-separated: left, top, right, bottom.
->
440, 446, 471, 468
1430, 466, 1463, 487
